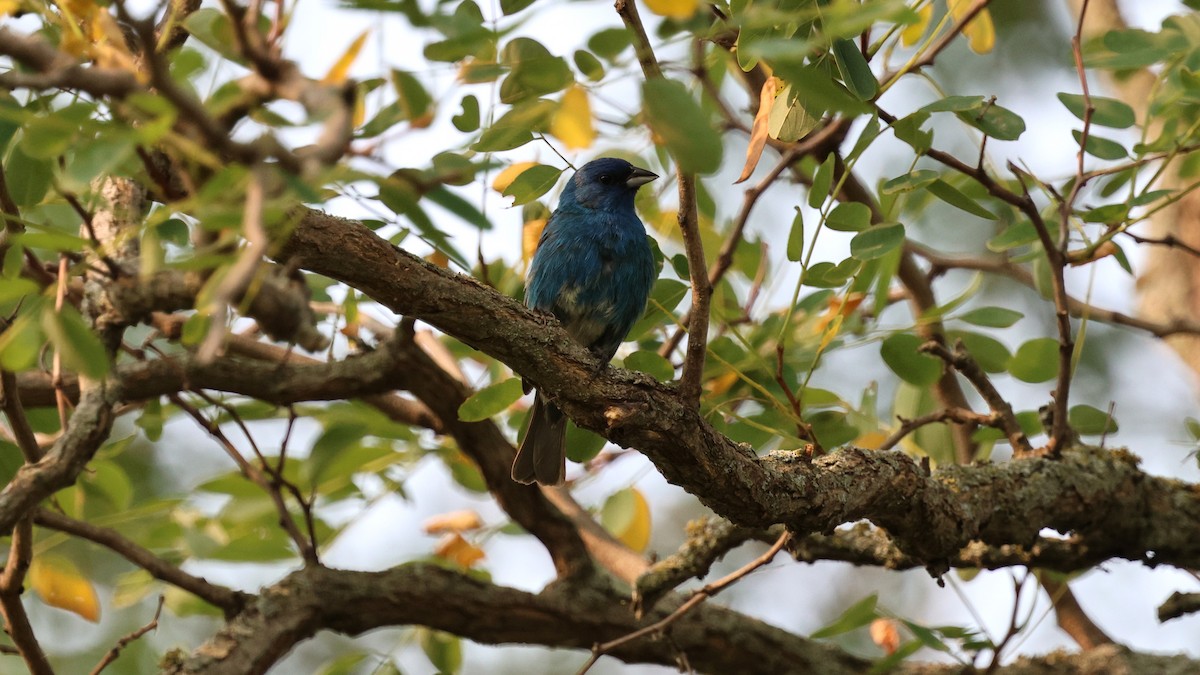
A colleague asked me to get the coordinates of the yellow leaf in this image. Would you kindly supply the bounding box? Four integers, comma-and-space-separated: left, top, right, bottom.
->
817, 314, 844, 352
433, 533, 485, 568
423, 510, 484, 534
426, 250, 450, 268
707, 370, 739, 395
492, 162, 537, 194
870, 618, 901, 655
29, 555, 101, 622
550, 86, 595, 151
58, 0, 97, 20
948, 0, 995, 54
901, 4, 933, 47
735, 77, 779, 184
603, 488, 652, 553
322, 30, 370, 85
644, 0, 699, 20
812, 293, 864, 334
522, 217, 547, 266
855, 431, 889, 450
352, 86, 366, 130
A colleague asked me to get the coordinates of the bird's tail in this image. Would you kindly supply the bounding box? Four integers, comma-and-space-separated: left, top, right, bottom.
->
512, 394, 567, 485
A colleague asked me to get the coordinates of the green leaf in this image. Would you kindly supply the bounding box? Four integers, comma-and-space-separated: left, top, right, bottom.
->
881, 333, 941, 386
500, 0, 536, 14
920, 95, 985, 114
809, 410, 858, 448
892, 112, 932, 154
987, 220, 1038, 251
1081, 203, 1129, 224
452, 94, 481, 132
41, 307, 109, 379
957, 306, 1022, 328
1072, 129, 1127, 160
136, 398, 164, 442
458, 378, 524, 422
5, 145, 53, 207
426, 186, 492, 229
956, 104, 1025, 141
472, 124, 533, 152
881, 170, 938, 194
902, 620, 951, 652
502, 164, 563, 205
830, 38, 877, 100
811, 594, 879, 638
950, 331, 1012, 373
1008, 338, 1059, 383
565, 424, 606, 463
391, 69, 433, 122
803, 258, 861, 288
642, 79, 722, 174
1056, 93, 1135, 129
22, 115, 79, 159
850, 223, 904, 260
1069, 404, 1118, 435
0, 312, 45, 372
825, 202, 871, 232
500, 38, 572, 104
927, 180, 995, 219
809, 154, 835, 208
315, 653, 369, 675
588, 28, 631, 61
420, 629, 463, 674
573, 50, 605, 81
787, 207, 805, 262
624, 350, 673, 381
0, 278, 39, 306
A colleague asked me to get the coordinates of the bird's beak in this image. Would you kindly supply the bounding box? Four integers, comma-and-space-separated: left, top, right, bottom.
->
626, 166, 659, 188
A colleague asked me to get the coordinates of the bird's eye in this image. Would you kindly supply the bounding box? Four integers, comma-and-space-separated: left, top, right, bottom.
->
598, 175, 614, 185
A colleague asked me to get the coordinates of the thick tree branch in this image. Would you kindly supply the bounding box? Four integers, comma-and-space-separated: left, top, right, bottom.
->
161, 563, 1198, 675
276, 210, 1200, 573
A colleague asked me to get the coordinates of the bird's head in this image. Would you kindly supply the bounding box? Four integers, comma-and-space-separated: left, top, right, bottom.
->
562, 157, 658, 211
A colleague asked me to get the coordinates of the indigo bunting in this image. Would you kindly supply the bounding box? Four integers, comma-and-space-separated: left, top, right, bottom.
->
511, 158, 659, 485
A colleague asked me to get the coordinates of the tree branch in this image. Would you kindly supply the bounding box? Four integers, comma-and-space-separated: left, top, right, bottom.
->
276, 210, 1200, 573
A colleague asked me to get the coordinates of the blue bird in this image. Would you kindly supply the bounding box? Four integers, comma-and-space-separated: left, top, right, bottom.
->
512, 157, 659, 485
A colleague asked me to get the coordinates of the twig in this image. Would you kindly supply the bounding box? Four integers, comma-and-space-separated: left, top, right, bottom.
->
0, 519, 53, 675
1037, 572, 1113, 650
1037, 0, 1095, 456
839, 171, 979, 464
34, 508, 248, 616
920, 341, 1035, 456
169, 393, 319, 563
89, 595, 165, 675
53, 255, 72, 430
614, 2, 710, 405
576, 530, 791, 675
1158, 591, 1200, 623
879, 0, 994, 87
197, 168, 267, 363
773, 344, 820, 453
986, 571, 1031, 673
879, 408, 1002, 452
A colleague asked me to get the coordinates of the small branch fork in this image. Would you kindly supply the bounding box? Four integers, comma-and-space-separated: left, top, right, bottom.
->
89, 595, 165, 675
920, 341, 1034, 456
575, 530, 792, 675
169, 393, 320, 564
